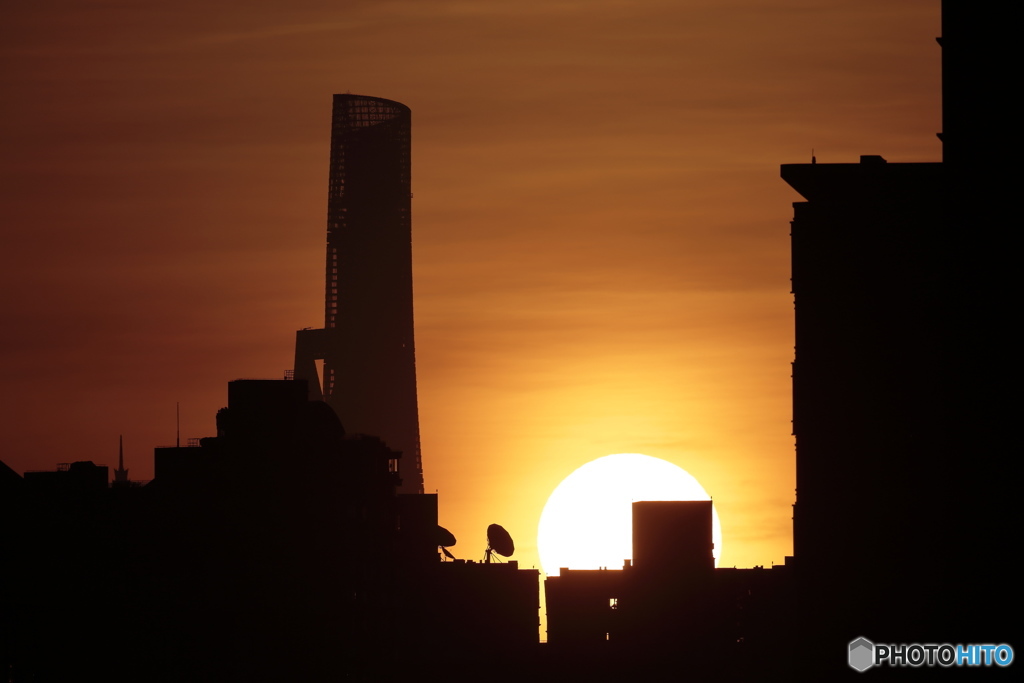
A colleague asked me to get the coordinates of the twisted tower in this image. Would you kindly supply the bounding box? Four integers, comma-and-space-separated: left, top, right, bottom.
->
296, 94, 423, 494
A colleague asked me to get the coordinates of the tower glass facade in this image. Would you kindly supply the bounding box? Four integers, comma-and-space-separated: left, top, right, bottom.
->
297, 94, 423, 494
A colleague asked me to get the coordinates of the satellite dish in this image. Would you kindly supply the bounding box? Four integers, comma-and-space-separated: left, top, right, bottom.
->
485, 523, 515, 562
437, 525, 457, 548
441, 546, 456, 560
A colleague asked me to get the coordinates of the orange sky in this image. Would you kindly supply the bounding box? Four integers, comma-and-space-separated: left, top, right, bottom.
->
0, 1, 941, 573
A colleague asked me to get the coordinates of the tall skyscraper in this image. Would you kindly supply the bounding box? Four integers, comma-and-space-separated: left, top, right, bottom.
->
296, 94, 423, 495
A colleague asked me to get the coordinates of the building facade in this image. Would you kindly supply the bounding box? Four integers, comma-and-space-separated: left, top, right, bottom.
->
295, 94, 423, 495
781, 3, 1019, 671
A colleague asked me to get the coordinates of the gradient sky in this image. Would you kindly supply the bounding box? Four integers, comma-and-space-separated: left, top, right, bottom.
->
1, 1, 941, 573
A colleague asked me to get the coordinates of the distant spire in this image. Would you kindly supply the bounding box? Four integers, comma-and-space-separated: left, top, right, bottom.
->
114, 434, 130, 484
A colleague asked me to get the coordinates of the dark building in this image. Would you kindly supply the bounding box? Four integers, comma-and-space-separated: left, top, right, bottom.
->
544, 502, 792, 679
22, 460, 109, 494
782, 2, 1019, 674
295, 94, 424, 496
631, 500, 715, 577
1, 378, 540, 681
431, 560, 541, 664
545, 566, 626, 648
784, 156, 948, 577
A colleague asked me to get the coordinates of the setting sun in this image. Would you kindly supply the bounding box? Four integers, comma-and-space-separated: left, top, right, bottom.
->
537, 453, 721, 576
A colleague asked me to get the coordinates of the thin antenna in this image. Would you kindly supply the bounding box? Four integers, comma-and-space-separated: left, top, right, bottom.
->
811, 148, 817, 165
114, 434, 130, 484
176, 402, 180, 448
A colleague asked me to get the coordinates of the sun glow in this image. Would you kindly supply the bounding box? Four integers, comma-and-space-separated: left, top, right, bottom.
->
537, 453, 721, 576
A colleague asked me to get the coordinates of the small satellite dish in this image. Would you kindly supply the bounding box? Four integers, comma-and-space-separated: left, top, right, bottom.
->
437, 525, 457, 548
485, 523, 515, 562
437, 525, 458, 561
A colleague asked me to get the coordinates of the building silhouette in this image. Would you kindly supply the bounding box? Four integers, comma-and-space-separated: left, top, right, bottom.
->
295, 94, 424, 495
544, 502, 792, 678
1, 379, 539, 681
782, 1, 1019, 675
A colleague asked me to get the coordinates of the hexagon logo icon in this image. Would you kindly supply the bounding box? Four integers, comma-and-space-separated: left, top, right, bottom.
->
849, 637, 875, 672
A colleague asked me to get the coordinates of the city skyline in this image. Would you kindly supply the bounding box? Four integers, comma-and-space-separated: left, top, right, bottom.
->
0, 1, 943, 574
